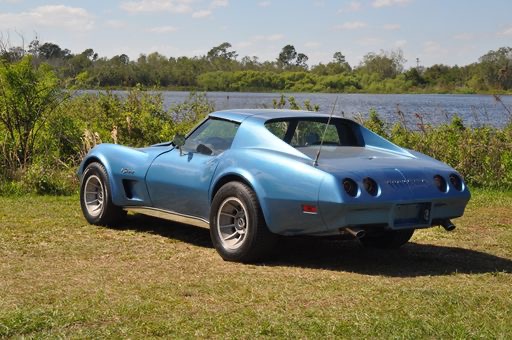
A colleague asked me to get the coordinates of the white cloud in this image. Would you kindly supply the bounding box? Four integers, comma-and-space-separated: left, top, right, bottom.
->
348, 1, 362, 11
211, 0, 228, 8
383, 23, 400, 30
0, 5, 94, 31
121, 0, 193, 13
189, 0, 227, 18
147, 25, 178, 33
334, 21, 367, 30
498, 26, 512, 36
258, 1, 271, 7
423, 40, 442, 54
372, 0, 411, 8
192, 9, 212, 18
338, 1, 362, 13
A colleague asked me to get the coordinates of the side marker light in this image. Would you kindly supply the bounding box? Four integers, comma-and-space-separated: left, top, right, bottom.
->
302, 204, 318, 214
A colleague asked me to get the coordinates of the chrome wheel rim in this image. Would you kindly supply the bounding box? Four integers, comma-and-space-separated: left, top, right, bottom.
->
84, 175, 104, 217
216, 197, 249, 250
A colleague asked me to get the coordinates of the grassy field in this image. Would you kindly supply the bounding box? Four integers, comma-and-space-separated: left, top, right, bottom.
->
1, 190, 511, 338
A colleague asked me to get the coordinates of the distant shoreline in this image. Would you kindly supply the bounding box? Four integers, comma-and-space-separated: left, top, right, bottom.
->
70, 86, 512, 96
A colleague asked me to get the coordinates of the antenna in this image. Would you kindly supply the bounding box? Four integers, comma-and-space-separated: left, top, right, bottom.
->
314, 97, 338, 167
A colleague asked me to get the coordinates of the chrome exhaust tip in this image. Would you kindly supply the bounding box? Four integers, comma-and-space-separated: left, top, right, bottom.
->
441, 219, 456, 232
345, 227, 366, 239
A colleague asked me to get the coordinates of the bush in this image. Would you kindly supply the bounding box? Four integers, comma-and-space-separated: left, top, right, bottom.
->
23, 163, 78, 195
0, 87, 214, 196
362, 112, 512, 190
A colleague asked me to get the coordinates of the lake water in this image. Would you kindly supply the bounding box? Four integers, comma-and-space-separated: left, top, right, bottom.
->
90, 91, 512, 129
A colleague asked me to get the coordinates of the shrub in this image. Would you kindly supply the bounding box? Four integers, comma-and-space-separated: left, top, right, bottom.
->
0, 87, 214, 196
362, 112, 512, 190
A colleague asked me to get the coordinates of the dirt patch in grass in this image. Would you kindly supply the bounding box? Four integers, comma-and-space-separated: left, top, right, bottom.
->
0, 190, 511, 338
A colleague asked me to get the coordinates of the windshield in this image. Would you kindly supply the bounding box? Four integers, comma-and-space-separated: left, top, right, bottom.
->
183, 118, 239, 155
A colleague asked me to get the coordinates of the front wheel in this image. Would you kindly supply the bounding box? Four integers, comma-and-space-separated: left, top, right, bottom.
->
360, 229, 414, 249
210, 182, 277, 262
80, 162, 126, 226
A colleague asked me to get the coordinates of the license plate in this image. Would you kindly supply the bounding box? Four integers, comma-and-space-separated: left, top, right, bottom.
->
394, 203, 431, 227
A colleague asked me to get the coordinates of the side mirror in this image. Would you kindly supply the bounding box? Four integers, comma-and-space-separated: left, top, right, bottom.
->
173, 134, 185, 148
196, 143, 213, 155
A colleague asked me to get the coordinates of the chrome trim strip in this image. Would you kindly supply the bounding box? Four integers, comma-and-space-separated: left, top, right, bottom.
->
124, 207, 210, 228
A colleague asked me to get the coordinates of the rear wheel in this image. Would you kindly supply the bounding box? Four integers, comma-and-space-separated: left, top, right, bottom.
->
80, 162, 126, 226
360, 229, 414, 249
210, 182, 277, 262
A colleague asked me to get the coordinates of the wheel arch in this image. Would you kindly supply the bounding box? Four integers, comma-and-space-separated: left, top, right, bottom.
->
80, 156, 103, 174
209, 172, 273, 228
79, 154, 122, 205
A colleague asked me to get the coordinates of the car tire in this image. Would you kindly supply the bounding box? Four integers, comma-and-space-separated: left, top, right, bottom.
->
210, 182, 278, 262
360, 229, 414, 249
80, 162, 126, 226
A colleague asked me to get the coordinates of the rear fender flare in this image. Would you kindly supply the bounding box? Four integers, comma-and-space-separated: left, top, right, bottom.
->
209, 169, 273, 230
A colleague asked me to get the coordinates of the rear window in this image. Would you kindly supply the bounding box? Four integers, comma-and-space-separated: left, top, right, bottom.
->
265, 118, 361, 147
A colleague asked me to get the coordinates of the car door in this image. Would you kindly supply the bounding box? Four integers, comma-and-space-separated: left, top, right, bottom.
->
145, 118, 240, 219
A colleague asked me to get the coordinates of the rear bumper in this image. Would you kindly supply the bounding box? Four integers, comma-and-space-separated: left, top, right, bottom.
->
318, 195, 469, 234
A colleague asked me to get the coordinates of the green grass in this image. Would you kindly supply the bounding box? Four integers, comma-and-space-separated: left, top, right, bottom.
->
1, 190, 511, 338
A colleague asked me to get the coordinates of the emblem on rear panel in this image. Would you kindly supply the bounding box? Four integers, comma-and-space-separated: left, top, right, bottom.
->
386, 179, 426, 188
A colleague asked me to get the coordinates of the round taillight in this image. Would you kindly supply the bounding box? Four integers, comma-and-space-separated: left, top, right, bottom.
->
433, 175, 447, 192
343, 178, 358, 197
363, 177, 378, 196
449, 174, 463, 191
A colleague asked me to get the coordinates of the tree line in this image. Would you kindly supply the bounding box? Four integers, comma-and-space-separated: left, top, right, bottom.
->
1, 38, 512, 93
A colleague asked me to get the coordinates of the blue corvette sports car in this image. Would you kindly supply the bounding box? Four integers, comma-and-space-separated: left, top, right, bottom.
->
78, 109, 470, 262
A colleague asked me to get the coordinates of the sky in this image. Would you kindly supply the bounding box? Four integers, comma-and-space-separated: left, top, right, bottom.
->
0, 0, 511, 68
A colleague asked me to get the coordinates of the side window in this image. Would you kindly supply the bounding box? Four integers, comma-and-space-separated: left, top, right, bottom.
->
183, 118, 239, 155
265, 121, 289, 140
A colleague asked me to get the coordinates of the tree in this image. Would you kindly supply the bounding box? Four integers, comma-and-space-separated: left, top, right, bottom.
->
478, 47, 512, 90
0, 56, 65, 172
240, 56, 261, 70
81, 48, 98, 61
207, 42, 238, 61
278, 45, 297, 67
39, 42, 70, 59
333, 52, 346, 64
358, 49, 405, 79
206, 42, 238, 71
28, 39, 40, 57
295, 53, 309, 69
404, 68, 426, 86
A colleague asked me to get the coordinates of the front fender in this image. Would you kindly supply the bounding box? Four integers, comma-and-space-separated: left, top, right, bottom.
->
78, 144, 165, 206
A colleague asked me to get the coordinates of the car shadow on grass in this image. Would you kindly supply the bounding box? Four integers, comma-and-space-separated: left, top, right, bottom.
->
114, 214, 512, 277
112, 214, 213, 248
270, 237, 512, 277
